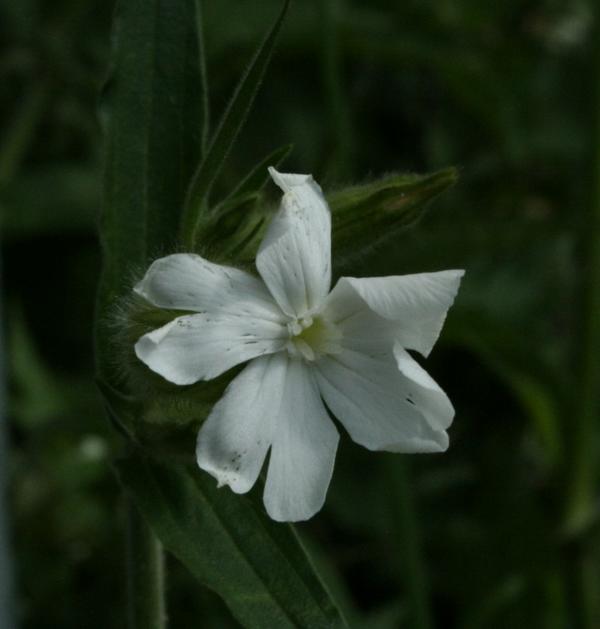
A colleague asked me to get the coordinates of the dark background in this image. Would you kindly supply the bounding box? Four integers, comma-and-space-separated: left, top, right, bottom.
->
1, 0, 597, 627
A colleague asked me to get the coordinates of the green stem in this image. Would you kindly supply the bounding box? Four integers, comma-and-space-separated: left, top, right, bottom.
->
562, 12, 600, 629
126, 497, 166, 629
565, 0, 600, 538
388, 457, 434, 629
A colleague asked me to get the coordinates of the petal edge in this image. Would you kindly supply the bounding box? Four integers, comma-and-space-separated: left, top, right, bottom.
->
256, 169, 332, 317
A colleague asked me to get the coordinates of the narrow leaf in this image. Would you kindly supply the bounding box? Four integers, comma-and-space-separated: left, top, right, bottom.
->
225, 143, 293, 201
194, 0, 210, 155
96, 0, 205, 379
117, 452, 347, 629
180, 0, 290, 247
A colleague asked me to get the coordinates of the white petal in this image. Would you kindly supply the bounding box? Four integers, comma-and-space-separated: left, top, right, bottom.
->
135, 253, 281, 321
315, 348, 449, 453
256, 169, 331, 317
135, 313, 287, 385
394, 344, 454, 431
264, 358, 339, 522
324, 270, 464, 357
196, 354, 286, 494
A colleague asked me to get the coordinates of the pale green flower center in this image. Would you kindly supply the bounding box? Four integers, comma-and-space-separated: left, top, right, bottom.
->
286, 314, 342, 361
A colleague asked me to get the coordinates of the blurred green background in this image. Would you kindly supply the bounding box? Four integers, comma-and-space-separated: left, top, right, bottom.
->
2, 0, 598, 627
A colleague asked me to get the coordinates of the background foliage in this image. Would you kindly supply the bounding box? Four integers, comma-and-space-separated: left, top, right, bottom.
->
2, 0, 598, 627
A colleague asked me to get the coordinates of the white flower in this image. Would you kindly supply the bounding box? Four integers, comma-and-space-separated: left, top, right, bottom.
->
134, 168, 464, 522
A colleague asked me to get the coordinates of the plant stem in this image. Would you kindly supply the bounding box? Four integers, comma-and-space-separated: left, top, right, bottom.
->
388, 457, 434, 629
563, 12, 600, 629
563, 537, 599, 629
565, 0, 600, 538
0, 265, 15, 629
126, 497, 166, 629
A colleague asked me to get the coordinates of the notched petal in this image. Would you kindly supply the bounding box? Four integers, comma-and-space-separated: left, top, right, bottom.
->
196, 355, 285, 494
263, 358, 339, 522
256, 168, 332, 317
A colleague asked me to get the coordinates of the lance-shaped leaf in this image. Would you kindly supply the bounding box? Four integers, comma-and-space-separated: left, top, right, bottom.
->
225, 143, 293, 201
96, 0, 206, 379
192, 144, 293, 262
180, 0, 290, 247
328, 168, 458, 272
117, 453, 347, 628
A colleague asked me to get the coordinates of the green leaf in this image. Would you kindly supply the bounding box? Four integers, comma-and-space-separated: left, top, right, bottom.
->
96, 0, 205, 379
192, 144, 292, 263
225, 143, 293, 201
9, 306, 68, 427
117, 452, 347, 628
180, 0, 290, 247
195, 0, 210, 156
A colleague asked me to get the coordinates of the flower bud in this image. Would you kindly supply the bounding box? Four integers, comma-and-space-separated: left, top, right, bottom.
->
328, 168, 458, 270
193, 192, 267, 264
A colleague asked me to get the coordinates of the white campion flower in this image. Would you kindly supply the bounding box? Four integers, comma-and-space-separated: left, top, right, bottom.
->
134, 168, 464, 522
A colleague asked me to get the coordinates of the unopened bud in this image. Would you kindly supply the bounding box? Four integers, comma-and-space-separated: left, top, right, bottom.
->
328, 168, 458, 270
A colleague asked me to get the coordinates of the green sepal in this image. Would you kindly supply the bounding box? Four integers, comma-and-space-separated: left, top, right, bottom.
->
329, 168, 458, 271
97, 376, 203, 461
192, 143, 293, 262
194, 192, 268, 264
97, 296, 237, 456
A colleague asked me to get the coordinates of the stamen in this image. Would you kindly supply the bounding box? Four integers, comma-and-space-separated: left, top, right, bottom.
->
295, 339, 315, 361
285, 314, 342, 361
287, 320, 303, 336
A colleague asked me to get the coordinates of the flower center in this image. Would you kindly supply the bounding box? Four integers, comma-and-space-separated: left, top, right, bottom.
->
286, 314, 342, 361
